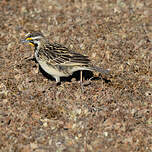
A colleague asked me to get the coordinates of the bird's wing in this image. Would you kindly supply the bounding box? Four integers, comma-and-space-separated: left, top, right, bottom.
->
42, 43, 91, 66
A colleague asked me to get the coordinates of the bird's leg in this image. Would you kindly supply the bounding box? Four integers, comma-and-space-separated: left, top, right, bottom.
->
55, 77, 61, 86
80, 70, 84, 92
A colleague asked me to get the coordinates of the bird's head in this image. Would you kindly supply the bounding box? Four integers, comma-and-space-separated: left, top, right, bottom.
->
22, 32, 45, 47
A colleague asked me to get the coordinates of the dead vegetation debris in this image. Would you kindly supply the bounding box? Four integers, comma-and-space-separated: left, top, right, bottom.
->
0, 0, 152, 151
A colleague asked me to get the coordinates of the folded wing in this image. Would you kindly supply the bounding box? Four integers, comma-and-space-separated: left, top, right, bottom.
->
41, 43, 91, 66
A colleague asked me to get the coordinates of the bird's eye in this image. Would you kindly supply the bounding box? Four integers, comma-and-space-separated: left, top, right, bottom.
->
30, 40, 34, 43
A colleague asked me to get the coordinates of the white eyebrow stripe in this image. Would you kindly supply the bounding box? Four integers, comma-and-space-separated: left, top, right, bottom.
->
32, 36, 43, 39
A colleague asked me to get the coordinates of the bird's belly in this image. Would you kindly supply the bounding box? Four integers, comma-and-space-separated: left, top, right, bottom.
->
38, 61, 68, 77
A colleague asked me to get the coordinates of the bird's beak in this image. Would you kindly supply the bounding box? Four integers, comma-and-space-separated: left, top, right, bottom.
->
21, 37, 33, 43
21, 38, 34, 46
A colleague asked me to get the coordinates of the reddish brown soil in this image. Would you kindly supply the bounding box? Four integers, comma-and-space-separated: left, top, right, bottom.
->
0, 0, 152, 151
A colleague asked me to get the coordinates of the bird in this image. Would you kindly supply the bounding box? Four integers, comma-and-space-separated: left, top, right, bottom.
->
22, 32, 109, 84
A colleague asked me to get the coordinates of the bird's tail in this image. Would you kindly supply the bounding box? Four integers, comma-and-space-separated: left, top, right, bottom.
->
88, 65, 110, 75
70, 65, 110, 75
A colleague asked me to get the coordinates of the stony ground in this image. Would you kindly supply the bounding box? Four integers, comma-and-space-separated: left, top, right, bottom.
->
0, 0, 152, 151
